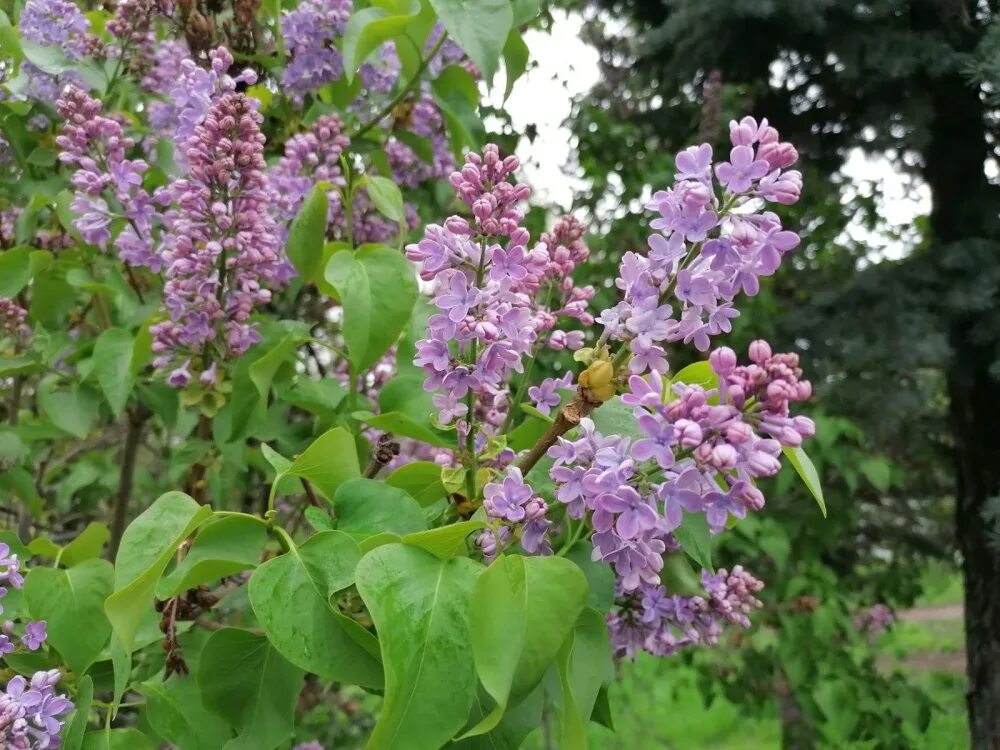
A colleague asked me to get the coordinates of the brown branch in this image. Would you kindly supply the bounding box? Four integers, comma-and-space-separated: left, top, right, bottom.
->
364, 433, 400, 479
108, 404, 152, 561
515, 387, 603, 476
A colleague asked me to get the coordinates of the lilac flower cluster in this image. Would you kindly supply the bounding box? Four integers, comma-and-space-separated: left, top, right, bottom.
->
280, 0, 352, 102
385, 94, 454, 189
541, 338, 810, 656
0, 545, 69, 749
55, 85, 159, 269
854, 603, 894, 636
17, 0, 91, 103
18, 0, 89, 56
598, 117, 801, 374
408, 146, 540, 432
607, 566, 764, 659
141, 40, 190, 135
150, 91, 291, 385
167, 48, 258, 161
268, 114, 417, 245
479, 467, 551, 558
0, 298, 30, 349
0, 670, 72, 750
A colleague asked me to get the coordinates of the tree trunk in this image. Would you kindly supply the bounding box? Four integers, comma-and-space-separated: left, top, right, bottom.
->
924, 66, 1000, 749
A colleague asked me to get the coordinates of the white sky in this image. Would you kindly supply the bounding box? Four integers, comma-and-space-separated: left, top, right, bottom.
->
485, 11, 932, 259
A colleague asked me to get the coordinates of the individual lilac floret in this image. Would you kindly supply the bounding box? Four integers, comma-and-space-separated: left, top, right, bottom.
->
528, 372, 573, 416
20, 621, 46, 652
150, 92, 291, 385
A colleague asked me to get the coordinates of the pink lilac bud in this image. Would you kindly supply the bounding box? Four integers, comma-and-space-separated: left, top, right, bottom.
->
150, 92, 291, 383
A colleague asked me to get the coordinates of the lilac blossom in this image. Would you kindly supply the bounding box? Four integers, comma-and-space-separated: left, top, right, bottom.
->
55, 86, 159, 269
528, 372, 573, 416
150, 91, 291, 384
599, 117, 802, 372
0, 671, 73, 750
20, 622, 46, 652
280, 0, 352, 102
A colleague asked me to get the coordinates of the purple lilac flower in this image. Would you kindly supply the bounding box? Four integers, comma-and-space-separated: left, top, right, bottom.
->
481, 468, 552, 557
20, 621, 46, 652
0, 299, 30, 347
0, 670, 73, 749
55, 86, 160, 269
18, 0, 89, 57
598, 117, 801, 371
528, 371, 573, 416
854, 603, 895, 635
280, 0, 352, 102
150, 91, 291, 384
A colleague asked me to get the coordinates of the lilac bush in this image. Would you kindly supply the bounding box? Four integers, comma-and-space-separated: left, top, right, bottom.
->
0, 0, 828, 746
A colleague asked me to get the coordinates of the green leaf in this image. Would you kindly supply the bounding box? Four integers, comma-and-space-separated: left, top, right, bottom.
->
0, 356, 42, 378
674, 511, 714, 571
305, 505, 335, 531
157, 515, 267, 598
140, 673, 233, 750
93, 328, 136, 416
365, 175, 406, 225
333, 477, 427, 539
590, 396, 644, 441
428, 0, 513, 83
62, 675, 93, 750
432, 67, 485, 154
105, 492, 213, 653
38, 383, 100, 439
248, 332, 305, 410
260, 443, 293, 475
670, 360, 716, 390
198, 629, 303, 750
110, 635, 130, 717
355, 544, 483, 750
564, 542, 615, 612
511, 0, 539, 25
278, 426, 360, 500
284, 378, 347, 419
465, 555, 588, 736
285, 182, 329, 281
557, 608, 613, 748
0, 246, 52, 296
375, 371, 454, 446
859, 457, 892, 492
20, 39, 73, 74
659, 550, 703, 596
60, 522, 111, 567
324, 244, 418, 373
24, 559, 113, 675
385, 461, 447, 506
783, 445, 827, 517
81, 729, 154, 750
401, 520, 485, 559
342, 2, 421, 81
249, 531, 383, 687
501, 30, 529, 101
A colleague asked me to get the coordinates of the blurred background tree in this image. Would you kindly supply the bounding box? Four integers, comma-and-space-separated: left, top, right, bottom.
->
543, 0, 1000, 746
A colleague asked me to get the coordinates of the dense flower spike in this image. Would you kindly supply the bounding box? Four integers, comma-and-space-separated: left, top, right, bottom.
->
150, 91, 291, 384
17, 0, 91, 103
598, 117, 801, 372
280, 0, 352, 101
55, 85, 159, 269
